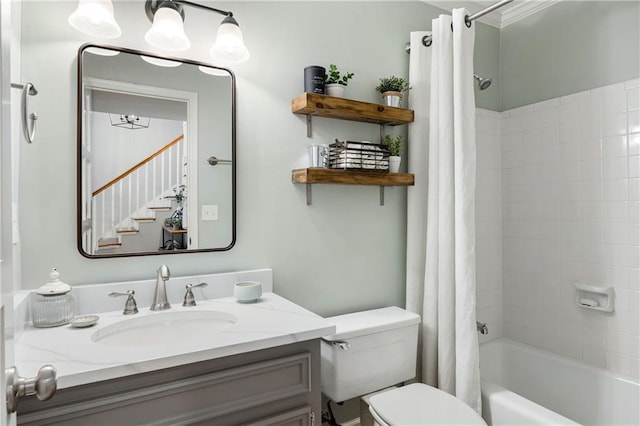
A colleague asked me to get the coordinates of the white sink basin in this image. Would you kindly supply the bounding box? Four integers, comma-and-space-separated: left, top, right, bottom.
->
92, 310, 237, 347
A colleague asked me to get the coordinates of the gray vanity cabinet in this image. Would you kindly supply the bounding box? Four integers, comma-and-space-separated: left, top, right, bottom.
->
17, 340, 320, 425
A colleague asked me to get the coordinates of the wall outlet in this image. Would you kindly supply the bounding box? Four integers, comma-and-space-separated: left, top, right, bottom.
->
201, 205, 219, 221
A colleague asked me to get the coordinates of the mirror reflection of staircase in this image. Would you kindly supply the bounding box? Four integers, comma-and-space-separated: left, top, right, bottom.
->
90, 135, 187, 254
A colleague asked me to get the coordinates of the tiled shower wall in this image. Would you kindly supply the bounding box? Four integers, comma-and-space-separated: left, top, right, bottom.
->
500, 78, 640, 378
476, 108, 504, 344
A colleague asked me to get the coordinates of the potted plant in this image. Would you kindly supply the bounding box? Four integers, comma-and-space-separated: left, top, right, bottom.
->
376, 76, 410, 107
384, 134, 404, 173
325, 64, 354, 98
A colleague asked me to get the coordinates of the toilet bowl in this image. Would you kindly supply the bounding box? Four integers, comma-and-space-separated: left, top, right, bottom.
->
368, 383, 486, 425
321, 307, 486, 425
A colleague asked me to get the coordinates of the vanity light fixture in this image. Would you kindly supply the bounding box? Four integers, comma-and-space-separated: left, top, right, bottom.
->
69, 0, 250, 63
68, 0, 121, 39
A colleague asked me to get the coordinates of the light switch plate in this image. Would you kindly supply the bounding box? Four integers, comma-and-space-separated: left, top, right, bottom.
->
202, 205, 219, 221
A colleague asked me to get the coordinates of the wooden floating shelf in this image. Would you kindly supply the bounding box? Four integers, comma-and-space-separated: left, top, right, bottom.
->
291, 93, 414, 136
291, 93, 414, 125
292, 168, 414, 186
292, 168, 414, 206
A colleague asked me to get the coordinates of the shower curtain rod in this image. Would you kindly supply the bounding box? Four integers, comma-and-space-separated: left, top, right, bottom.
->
406, 0, 513, 52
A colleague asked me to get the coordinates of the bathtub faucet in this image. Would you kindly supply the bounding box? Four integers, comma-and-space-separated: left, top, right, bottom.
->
476, 321, 488, 335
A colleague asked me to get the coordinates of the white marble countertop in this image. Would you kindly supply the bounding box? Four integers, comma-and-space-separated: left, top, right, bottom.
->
15, 292, 335, 389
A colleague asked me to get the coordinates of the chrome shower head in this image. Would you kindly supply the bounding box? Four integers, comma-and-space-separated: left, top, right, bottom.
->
474, 73, 492, 90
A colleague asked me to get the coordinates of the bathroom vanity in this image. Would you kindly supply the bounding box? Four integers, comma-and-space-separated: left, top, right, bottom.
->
14, 270, 334, 425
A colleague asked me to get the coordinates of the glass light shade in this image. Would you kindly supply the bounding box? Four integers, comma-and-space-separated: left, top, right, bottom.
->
141, 56, 182, 68
145, 7, 191, 52
198, 66, 231, 76
209, 20, 250, 63
68, 0, 121, 39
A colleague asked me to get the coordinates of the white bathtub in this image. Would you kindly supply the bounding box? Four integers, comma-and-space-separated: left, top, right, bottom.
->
480, 338, 639, 426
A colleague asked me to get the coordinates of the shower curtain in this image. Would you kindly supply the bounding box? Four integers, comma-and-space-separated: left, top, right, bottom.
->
406, 9, 481, 413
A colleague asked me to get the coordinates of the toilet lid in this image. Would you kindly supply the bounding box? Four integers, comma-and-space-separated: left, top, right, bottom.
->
369, 383, 487, 425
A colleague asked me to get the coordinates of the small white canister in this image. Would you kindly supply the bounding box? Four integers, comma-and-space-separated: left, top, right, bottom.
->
31, 268, 76, 327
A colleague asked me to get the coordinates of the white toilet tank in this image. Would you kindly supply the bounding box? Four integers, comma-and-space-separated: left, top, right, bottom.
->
321, 307, 420, 402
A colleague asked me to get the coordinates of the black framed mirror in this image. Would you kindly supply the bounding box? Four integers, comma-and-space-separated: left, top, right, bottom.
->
77, 44, 236, 258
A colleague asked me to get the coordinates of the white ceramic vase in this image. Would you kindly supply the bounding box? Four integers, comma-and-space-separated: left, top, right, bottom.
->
326, 83, 346, 98
389, 156, 401, 173
382, 91, 402, 107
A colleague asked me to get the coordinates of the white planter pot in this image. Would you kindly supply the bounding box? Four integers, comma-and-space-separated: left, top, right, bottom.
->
382, 91, 402, 107
326, 83, 346, 98
388, 156, 401, 173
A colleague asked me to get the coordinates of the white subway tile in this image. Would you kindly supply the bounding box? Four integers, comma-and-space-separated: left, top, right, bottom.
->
606, 350, 632, 376
559, 142, 580, 163
602, 91, 628, 114
558, 182, 581, 202
602, 200, 629, 223
581, 160, 603, 181
629, 110, 640, 134
581, 180, 603, 201
560, 101, 580, 124
579, 118, 602, 140
541, 334, 562, 353
602, 135, 628, 158
629, 156, 640, 179
502, 133, 522, 152
603, 157, 628, 180
632, 225, 640, 247
629, 133, 640, 156
580, 201, 604, 223
602, 113, 628, 136
629, 178, 639, 201
504, 115, 523, 135
630, 201, 640, 223
539, 126, 560, 147
538, 107, 559, 128
603, 222, 629, 245
557, 202, 580, 222
627, 87, 640, 111
602, 179, 628, 201
561, 337, 583, 360
522, 111, 540, 131
559, 161, 581, 182
580, 139, 602, 160
559, 122, 580, 143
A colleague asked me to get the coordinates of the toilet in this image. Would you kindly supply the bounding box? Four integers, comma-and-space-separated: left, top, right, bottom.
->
321, 307, 486, 425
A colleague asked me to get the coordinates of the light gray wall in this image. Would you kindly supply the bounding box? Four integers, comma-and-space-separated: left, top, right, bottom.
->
500, 1, 640, 111
18, 1, 499, 316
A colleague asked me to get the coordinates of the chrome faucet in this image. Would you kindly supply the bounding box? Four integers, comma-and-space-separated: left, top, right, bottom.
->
150, 265, 171, 311
476, 321, 488, 335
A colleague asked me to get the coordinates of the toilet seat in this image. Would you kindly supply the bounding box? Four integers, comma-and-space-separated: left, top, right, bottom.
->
368, 383, 487, 425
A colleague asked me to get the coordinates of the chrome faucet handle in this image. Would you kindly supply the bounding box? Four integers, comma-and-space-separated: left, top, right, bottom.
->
182, 282, 208, 307
109, 290, 139, 315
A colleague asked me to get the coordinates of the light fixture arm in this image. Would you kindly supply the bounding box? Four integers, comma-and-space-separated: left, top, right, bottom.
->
173, 0, 233, 18
144, 0, 232, 23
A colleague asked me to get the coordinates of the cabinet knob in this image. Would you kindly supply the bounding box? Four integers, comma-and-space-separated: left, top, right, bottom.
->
6, 365, 57, 413
377, 106, 385, 112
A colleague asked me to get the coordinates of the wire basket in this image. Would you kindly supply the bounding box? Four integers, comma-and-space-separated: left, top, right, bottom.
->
328, 140, 390, 172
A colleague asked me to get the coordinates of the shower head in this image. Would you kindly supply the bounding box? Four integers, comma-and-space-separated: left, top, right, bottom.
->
474, 73, 492, 90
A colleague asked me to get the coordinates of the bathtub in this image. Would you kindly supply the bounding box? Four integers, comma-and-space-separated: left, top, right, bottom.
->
479, 338, 639, 426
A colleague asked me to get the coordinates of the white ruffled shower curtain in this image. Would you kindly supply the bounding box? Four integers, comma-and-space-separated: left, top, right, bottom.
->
406, 9, 481, 413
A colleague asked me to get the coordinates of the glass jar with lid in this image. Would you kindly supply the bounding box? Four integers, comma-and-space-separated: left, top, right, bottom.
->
31, 268, 75, 327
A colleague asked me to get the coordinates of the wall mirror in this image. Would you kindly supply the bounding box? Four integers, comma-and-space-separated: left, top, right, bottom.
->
77, 44, 236, 258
